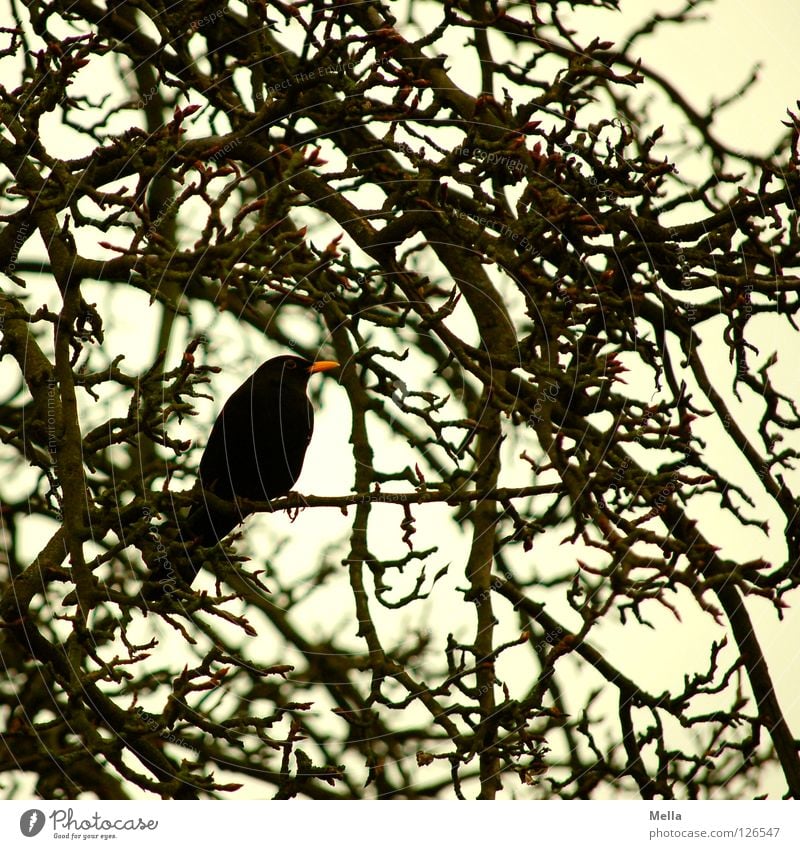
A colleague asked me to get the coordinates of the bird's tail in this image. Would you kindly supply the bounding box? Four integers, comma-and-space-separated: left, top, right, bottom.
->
141, 518, 200, 599
184, 498, 245, 548
144, 499, 247, 596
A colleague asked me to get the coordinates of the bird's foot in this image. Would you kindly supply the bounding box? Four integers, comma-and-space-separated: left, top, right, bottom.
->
285, 490, 309, 521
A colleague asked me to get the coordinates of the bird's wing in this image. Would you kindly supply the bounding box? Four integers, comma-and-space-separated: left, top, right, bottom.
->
197, 383, 256, 499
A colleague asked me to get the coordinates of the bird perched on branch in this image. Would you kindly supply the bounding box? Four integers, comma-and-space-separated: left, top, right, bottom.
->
150, 354, 339, 593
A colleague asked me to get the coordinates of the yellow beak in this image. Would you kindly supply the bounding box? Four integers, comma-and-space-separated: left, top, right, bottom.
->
307, 360, 339, 375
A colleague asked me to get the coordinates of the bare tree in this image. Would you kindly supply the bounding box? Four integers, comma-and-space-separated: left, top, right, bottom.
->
1, 0, 799, 799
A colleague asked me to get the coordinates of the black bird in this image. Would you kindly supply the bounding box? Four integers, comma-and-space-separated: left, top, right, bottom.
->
151, 355, 339, 592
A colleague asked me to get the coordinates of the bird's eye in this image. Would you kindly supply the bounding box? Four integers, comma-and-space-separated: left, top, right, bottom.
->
285, 360, 296, 370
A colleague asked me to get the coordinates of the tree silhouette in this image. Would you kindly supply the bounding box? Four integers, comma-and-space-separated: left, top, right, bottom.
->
1, 0, 799, 799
